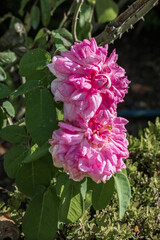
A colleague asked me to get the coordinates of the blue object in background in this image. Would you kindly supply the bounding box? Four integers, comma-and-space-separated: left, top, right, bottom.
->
117, 109, 160, 118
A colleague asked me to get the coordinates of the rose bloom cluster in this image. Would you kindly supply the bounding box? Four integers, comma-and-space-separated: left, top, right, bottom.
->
48, 38, 130, 183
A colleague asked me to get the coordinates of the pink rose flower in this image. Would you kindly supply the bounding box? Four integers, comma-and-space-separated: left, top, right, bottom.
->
49, 117, 129, 183
48, 38, 130, 125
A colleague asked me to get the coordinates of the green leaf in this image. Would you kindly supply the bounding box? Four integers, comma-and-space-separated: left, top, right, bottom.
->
23, 186, 59, 240
2, 120, 7, 129
0, 13, 12, 25
11, 80, 42, 97
96, 0, 119, 23
19, 0, 31, 16
50, 0, 65, 15
0, 125, 27, 143
87, 177, 96, 191
16, 155, 53, 196
34, 28, 47, 42
53, 33, 67, 52
23, 142, 50, 163
4, 145, 28, 178
22, 67, 53, 84
34, 28, 48, 48
40, 0, 51, 26
31, 5, 40, 30
80, 178, 87, 201
0, 67, 6, 81
24, 12, 32, 32
25, 88, 57, 146
0, 84, 11, 99
56, 174, 69, 197
114, 172, 131, 219
48, 0, 57, 9
77, 2, 92, 40
56, 108, 63, 121
52, 28, 73, 47
19, 48, 51, 79
92, 177, 114, 210
3, 101, 15, 117
84, 190, 92, 210
79, 2, 92, 27
59, 179, 83, 223
0, 108, 3, 130
88, 0, 96, 4
0, 51, 17, 67
77, 22, 92, 40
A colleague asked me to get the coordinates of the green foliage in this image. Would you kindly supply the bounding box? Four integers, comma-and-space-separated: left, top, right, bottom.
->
0, 107, 4, 130
25, 88, 57, 146
4, 145, 28, 178
19, 48, 51, 80
96, 0, 119, 23
2, 101, 15, 117
52, 32, 68, 52
114, 173, 131, 219
58, 179, 84, 223
0, 84, 11, 99
11, 80, 43, 97
31, 6, 40, 30
77, 2, 92, 40
92, 177, 114, 210
23, 142, 50, 163
0, 1, 159, 239
58, 118, 160, 240
53, 28, 73, 46
40, 0, 51, 26
15, 154, 53, 196
19, 0, 32, 16
0, 51, 17, 66
0, 67, 6, 81
23, 186, 59, 240
0, 125, 27, 143
128, 118, 160, 175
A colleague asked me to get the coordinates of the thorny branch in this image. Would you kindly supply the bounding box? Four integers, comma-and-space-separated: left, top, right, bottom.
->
72, 0, 84, 42
95, 0, 159, 45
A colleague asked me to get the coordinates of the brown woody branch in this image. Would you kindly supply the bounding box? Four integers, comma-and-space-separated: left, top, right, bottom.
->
95, 0, 158, 45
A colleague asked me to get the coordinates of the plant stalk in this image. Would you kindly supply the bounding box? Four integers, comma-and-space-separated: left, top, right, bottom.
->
72, 0, 84, 42
95, 0, 158, 45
